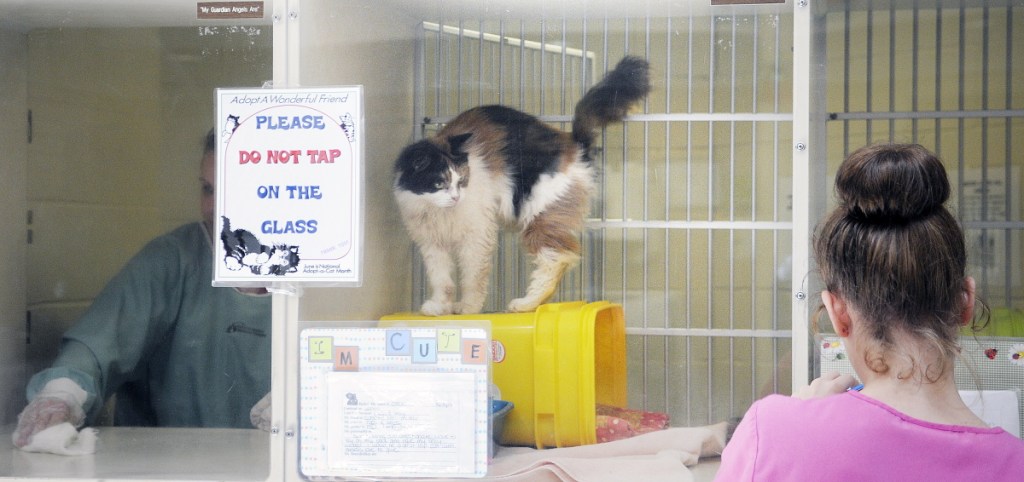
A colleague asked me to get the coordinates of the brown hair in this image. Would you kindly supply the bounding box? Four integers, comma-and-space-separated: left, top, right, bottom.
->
813, 143, 978, 381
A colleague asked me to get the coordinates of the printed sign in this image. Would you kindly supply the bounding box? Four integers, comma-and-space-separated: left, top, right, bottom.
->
197, 2, 264, 19
710, 0, 784, 4
300, 326, 490, 478
214, 87, 363, 286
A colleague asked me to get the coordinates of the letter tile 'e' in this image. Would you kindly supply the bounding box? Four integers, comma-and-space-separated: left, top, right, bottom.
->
462, 339, 487, 364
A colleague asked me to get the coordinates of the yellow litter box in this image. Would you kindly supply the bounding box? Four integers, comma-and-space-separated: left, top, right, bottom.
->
381, 300, 627, 448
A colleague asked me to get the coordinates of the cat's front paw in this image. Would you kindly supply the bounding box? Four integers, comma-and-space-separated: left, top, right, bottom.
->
507, 297, 540, 313
224, 257, 242, 271
453, 301, 484, 315
421, 300, 453, 316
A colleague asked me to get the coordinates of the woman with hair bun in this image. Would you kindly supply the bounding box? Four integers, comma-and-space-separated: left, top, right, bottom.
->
716, 143, 1024, 481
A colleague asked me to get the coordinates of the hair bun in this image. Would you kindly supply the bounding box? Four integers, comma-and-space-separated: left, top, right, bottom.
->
834, 144, 950, 224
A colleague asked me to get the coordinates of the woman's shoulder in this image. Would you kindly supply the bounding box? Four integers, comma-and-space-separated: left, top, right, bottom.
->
753, 392, 856, 411
725, 393, 1024, 481
746, 392, 868, 430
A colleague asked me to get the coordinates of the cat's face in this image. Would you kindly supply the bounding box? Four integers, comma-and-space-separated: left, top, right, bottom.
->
429, 168, 468, 208
394, 139, 470, 208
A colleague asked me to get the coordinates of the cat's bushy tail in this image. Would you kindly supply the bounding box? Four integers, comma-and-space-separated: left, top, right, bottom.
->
571, 56, 651, 148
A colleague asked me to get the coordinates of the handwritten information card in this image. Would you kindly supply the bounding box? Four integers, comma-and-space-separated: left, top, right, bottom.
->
213, 87, 363, 286
300, 326, 490, 478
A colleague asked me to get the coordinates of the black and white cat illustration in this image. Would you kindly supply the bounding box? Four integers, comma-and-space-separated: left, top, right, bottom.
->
220, 216, 301, 276
340, 113, 355, 143
393, 56, 650, 315
223, 114, 240, 138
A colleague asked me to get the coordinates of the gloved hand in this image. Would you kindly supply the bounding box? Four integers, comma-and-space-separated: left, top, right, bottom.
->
250, 392, 272, 431
13, 378, 88, 448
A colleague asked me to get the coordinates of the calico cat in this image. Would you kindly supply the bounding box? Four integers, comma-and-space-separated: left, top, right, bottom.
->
393, 56, 651, 315
220, 216, 301, 276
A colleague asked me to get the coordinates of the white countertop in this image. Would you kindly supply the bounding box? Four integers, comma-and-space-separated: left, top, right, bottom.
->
0, 426, 719, 481
0, 426, 270, 481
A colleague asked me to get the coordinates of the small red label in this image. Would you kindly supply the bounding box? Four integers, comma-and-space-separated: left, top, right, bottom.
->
491, 340, 506, 363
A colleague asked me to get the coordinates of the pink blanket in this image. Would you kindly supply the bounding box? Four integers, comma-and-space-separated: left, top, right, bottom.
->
595, 404, 671, 442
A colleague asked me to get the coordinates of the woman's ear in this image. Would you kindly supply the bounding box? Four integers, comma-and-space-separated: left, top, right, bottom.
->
822, 290, 852, 337
961, 276, 976, 326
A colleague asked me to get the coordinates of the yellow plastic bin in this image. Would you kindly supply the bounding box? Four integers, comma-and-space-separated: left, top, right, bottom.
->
381, 300, 627, 448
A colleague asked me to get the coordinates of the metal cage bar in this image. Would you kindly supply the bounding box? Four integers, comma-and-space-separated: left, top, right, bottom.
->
414, 10, 798, 427
824, 2, 1024, 328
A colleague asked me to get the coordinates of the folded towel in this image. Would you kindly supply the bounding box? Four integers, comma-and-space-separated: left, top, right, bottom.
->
483, 423, 726, 482
397, 422, 725, 482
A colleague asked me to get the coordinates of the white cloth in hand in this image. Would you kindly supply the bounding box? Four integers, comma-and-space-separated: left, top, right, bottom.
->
13, 378, 90, 452
17, 422, 97, 455
250, 392, 272, 431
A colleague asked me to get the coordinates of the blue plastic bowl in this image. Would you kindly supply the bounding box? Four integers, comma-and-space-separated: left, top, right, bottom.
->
490, 399, 514, 458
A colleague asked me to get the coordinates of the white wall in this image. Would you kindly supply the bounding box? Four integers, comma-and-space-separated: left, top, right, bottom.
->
0, 28, 28, 426
23, 27, 272, 378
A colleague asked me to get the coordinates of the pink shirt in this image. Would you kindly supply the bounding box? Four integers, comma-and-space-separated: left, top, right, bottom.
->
716, 391, 1024, 481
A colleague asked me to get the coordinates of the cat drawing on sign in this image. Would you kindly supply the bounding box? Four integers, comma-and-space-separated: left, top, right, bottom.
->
223, 114, 240, 138
220, 216, 301, 276
393, 56, 651, 315
339, 113, 355, 143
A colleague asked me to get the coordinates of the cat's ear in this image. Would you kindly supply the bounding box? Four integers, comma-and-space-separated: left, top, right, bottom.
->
396, 141, 436, 174
447, 133, 473, 154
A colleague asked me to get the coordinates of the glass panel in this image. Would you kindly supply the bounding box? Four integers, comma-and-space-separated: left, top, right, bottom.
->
1, 2, 272, 479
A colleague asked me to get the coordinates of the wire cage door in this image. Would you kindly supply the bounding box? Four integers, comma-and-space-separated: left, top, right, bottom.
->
412, 10, 796, 428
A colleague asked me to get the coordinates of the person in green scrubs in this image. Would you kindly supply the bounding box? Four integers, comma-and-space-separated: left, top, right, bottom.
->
14, 130, 272, 448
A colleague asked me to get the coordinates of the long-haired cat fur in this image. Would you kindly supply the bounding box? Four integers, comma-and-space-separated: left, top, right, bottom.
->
393, 56, 651, 315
